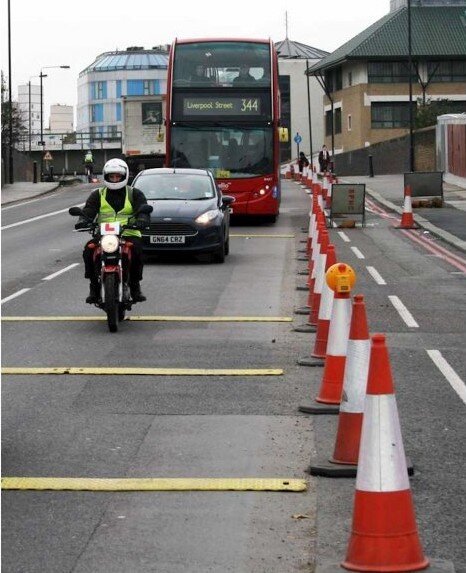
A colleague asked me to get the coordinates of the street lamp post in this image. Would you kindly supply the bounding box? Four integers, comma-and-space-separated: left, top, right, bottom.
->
408, 0, 415, 172
39, 65, 70, 180
7, 0, 14, 183
28, 75, 40, 152
306, 59, 314, 168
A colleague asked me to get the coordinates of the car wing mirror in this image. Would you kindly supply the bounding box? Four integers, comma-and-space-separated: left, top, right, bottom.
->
222, 195, 235, 206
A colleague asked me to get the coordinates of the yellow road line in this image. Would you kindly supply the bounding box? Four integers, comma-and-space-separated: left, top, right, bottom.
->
2, 315, 292, 323
231, 233, 295, 238
2, 477, 306, 492
2, 367, 283, 376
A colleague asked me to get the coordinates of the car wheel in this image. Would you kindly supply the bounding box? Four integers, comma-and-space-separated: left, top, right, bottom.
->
224, 234, 230, 256
211, 239, 225, 264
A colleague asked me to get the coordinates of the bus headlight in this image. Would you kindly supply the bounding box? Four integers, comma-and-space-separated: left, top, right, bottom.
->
195, 210, 219, 225
101, 234, 119, 253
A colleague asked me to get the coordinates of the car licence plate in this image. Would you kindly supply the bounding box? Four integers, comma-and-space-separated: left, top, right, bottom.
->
150, 235, 186, 244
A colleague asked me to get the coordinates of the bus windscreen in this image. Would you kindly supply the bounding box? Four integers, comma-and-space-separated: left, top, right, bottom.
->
170, 126, 273, 179
173, 41, 271, 88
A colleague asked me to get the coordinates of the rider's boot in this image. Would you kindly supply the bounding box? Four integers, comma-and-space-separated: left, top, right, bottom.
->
130, 281, 146, 302
86, 281, 100, 304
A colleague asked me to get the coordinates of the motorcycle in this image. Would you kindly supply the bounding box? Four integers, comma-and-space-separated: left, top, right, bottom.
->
69, 205, 153, 332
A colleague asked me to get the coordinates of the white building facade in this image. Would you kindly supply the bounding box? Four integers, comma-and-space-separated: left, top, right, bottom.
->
275, 39, 329, 162
49, 104, 74, 132
77, 48, 169, 141
17, 83, 41, 136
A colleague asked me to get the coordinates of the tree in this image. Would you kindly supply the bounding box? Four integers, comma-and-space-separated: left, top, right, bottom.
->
415, 98, 465, 129
1, 71, 27, 151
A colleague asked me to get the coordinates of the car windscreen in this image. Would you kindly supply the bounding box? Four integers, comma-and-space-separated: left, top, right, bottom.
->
133, 174, 216, 200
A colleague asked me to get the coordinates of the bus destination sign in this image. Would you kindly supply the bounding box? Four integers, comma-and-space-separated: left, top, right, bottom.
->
183, 97, 261, 116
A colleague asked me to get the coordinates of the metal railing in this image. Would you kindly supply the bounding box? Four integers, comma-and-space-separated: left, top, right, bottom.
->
17, 131, 123, 152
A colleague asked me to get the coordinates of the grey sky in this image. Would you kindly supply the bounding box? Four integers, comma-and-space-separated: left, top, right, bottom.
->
1, 0, 390, 125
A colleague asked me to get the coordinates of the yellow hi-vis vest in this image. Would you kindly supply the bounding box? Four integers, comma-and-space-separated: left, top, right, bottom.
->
97, 187, 141, 238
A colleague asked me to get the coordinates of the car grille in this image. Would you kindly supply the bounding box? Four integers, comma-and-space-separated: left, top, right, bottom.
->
148, 222, 197, 236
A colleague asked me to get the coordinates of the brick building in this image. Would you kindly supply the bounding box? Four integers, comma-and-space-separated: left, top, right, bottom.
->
307, 2, 466, 156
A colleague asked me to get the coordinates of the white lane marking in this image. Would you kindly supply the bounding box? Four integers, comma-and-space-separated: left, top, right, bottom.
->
427, 350, 466, 405
1, 203, 85, 231
2, 193, 62, 210
1, 288, 31, 305
366, 266, 387, 285
337, 231, 350, 243
388, 295, 419, 328
351, 246, 365, 259
42, 263, 80, 281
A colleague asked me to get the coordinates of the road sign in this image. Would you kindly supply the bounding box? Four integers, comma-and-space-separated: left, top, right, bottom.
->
43, 151, 53, 161
294, 133, 302, 144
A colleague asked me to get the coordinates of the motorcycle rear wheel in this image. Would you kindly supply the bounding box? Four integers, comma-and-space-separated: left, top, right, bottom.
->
104, 274, 119, 333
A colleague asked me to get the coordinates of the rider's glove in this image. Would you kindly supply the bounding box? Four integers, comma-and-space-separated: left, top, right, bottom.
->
135, 218, 148, 230
75, 221, 89, 230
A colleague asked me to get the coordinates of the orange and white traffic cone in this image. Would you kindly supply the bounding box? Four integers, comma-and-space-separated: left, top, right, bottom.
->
295, 229, 328, 336
397, 185, 418, 229
295, 215, 325, 316
312, 244, 337, 359
297, 243, 338, 368
310, 294, 369, 474
299, 263, 355, 414
308, 229, 329, 326
342, 334, 428, 572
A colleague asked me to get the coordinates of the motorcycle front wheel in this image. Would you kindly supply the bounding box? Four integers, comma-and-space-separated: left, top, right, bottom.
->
104, 274, 119, 332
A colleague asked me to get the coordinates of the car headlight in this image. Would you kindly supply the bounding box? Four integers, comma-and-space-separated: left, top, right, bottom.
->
195, 209, 219, 225
101, 234, 119, 253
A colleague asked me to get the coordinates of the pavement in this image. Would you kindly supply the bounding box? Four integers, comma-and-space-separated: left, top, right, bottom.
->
1, 177, 86, 206
341, 174, 466, 252
3, 174, 466, 254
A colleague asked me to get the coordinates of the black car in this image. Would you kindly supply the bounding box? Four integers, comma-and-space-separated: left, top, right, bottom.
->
132, 168, 234, 263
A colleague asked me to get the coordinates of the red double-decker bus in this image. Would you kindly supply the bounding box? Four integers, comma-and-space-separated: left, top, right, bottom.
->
166, 38, 283, 222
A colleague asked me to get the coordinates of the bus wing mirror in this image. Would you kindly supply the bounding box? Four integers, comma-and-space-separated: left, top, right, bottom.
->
279, 127, 289, 143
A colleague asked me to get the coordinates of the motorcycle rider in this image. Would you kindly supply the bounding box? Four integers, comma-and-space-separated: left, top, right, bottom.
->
75, 158, 150, 304
84, 150, 94, 181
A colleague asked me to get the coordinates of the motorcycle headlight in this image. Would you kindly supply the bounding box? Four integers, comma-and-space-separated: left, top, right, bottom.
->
195, 209, 219, 225
101, 234, 119, 253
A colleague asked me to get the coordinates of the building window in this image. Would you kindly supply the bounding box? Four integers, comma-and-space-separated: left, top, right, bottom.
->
371, 102, 416, 129
90, 125, 104, 141
427, 61, 466, 82
127, 79, 160, 96
324, 66, 342, 93
368, 61, 416, 83
347, 114, 352, 131
127, 80, 144, 96
90, 81, 107, 100
325, 110, 333, 136
278, 75, 291, 163
107, 125, 118, 138
116, 80, 122, 98
116, 102, 121, 122
348, 71, 352, 87
325, 108, 342, 135
90, 103, 104, 123
335, 108, 342, 134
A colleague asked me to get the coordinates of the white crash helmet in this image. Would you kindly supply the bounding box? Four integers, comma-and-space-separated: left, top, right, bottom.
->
103, 158, 129, 190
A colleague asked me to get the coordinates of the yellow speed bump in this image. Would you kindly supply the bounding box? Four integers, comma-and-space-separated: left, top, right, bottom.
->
231, 234, 294, 238
2, 367, 283, 376
2, 477, 306, 492
2, 315, 292, 323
